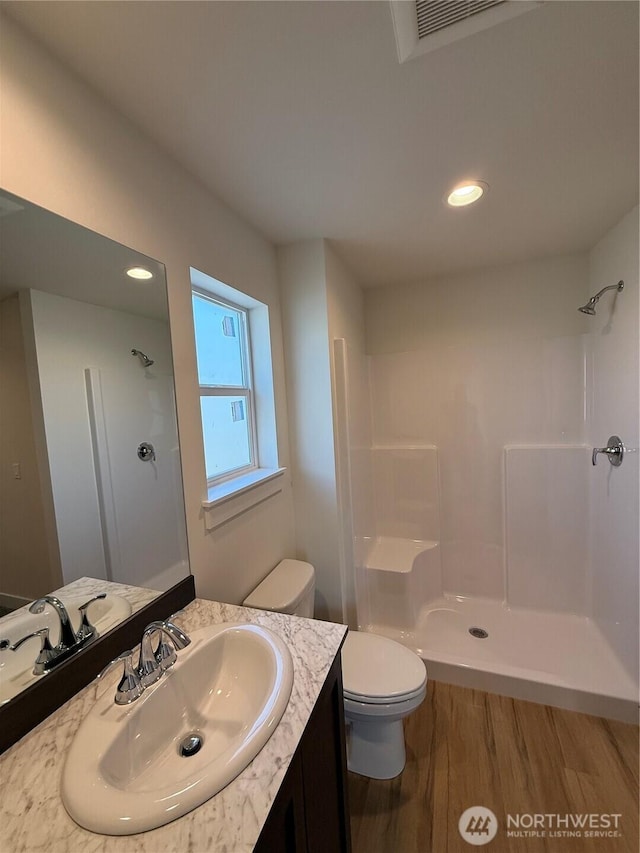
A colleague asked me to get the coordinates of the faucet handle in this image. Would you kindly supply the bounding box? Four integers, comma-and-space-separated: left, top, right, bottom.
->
156, 620, 191, 670
96, 650, 144, 705
155, 634, 177, 672
76, 593, 107, 641
592, 435, 625, 467
28, 595, 78, 648
155, 639, 177, 671
137, 622, 166, 687
1, 627, 55, 676
162, 620, 191, 650
139, 619, 191, 677
153, 622, 185, 670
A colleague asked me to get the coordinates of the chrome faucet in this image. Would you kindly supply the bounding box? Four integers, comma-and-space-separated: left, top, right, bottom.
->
76, 593, 107, 642
98, 619, 191, 704
0, 627, 57, 675
96, 650, 144, 705
2, 593, 108, 676
29, 595, 78, 648
0, 593, 108, 678
138, 620, 191, 687
28, 592, 106, 648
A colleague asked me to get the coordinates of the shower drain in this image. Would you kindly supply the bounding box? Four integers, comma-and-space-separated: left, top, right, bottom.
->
469, 626, 489, 639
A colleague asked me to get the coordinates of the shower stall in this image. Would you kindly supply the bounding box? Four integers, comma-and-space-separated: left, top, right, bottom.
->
333, 207, 639, 722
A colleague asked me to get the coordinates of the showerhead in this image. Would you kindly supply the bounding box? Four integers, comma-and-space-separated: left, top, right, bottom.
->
578, 301, 597, 315
578, 280, 623, 316
131, 348, 154, 367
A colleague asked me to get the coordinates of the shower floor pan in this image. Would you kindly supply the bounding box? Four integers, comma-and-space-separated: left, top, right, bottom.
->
362, 595, 638, 723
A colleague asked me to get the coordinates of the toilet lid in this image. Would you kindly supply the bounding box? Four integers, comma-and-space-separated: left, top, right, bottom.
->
342, 631, 427, 704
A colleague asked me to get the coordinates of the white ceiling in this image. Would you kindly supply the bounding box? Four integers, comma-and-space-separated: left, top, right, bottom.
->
4, 1, 639, 287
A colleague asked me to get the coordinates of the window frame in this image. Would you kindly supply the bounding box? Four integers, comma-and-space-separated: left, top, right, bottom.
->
192, 287, 259, 488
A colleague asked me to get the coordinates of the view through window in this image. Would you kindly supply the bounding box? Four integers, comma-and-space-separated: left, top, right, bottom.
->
192, 290, 257, 485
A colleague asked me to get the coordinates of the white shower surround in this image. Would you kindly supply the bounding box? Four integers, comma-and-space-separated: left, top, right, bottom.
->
335, 207, 639, 724
362, 587, 637, 722
353, 447, 636, 722
25, 290, 188, 590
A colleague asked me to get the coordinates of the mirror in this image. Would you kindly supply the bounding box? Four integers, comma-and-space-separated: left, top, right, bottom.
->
0, 189, 190, 703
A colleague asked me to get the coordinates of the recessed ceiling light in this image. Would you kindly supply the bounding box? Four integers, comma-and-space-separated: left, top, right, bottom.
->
126, 266, 153, 280
447, 181, 488, 207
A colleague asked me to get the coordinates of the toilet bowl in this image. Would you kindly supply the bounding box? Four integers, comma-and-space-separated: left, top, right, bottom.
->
341, 630, 427, 779
243, 559, 427, 780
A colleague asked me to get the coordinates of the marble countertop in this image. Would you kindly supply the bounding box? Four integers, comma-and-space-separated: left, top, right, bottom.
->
1, 577, 161, 627
50, 576, 162, 615
0, 599, 348, 852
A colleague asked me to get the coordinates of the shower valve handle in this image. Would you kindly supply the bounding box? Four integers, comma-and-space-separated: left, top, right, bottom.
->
137, 441, 156, 462
592, 436, 624, 467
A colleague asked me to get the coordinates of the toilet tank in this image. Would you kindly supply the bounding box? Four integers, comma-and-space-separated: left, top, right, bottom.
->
243, 559, 315, 617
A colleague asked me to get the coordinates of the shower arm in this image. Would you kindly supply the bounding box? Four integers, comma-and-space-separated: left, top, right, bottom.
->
131, 348, 154, 367
590, 281, 624, 302
578, 280, 624, 315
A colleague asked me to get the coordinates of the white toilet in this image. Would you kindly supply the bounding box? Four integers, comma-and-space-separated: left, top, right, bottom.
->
243, 559, 427, 780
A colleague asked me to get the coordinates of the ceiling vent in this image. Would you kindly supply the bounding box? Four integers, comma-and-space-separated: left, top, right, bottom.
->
390, 0, 543, 63
416, 1, 505, 39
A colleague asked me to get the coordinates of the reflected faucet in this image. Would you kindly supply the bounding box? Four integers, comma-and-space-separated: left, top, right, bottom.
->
29, 595, 78, 648
4, 593, 109, 675
0, 593, 105, 678
0, 627, 56, 675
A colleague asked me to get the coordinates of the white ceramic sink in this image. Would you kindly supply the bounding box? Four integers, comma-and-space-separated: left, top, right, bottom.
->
61, 622, 294, 835
0, 594, 132, 704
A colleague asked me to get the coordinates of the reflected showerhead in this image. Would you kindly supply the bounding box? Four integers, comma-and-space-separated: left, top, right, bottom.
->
131, 348, 154, 367
578, 280, 623, 316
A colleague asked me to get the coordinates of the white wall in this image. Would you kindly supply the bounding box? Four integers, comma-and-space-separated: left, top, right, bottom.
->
0, 294, 59, 601
0, 15, 295, 602
278, 240, 339, 620
588, 206, 639, 683
365, 253, 591, 604
278, 240, 365, 622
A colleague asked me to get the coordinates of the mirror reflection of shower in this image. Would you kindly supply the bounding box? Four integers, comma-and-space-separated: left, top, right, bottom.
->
131, 348, 154, 367
578, 280, 624, 315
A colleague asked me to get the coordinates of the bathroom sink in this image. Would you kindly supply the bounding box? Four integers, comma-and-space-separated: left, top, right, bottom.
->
0, 593, 132, 704
61, 622, 294, 835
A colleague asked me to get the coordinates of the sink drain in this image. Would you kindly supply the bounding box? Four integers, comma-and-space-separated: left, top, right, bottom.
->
178, 733, 204, 757
469, 626, 489, 639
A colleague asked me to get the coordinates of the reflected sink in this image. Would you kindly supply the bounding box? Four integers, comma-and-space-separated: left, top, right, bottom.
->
61, 622, 294, 835
0, 594, 132, 704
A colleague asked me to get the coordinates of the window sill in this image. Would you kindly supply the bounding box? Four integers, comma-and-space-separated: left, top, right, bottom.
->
202, 467, 287, 531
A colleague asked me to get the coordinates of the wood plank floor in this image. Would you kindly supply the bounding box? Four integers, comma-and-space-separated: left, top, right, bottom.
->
348, 681, 638, 853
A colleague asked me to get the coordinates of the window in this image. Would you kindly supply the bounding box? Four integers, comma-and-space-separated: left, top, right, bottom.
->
191, 268, 285, 529
192, 290, 257, 486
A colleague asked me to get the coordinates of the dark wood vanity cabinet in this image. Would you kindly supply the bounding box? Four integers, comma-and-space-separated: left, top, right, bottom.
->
255, 653, 352, 853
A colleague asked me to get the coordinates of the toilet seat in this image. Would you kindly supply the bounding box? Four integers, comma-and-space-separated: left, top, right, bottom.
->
341, 631, 427, 705
344, 687, 426, 718
344, 683, 426, 705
